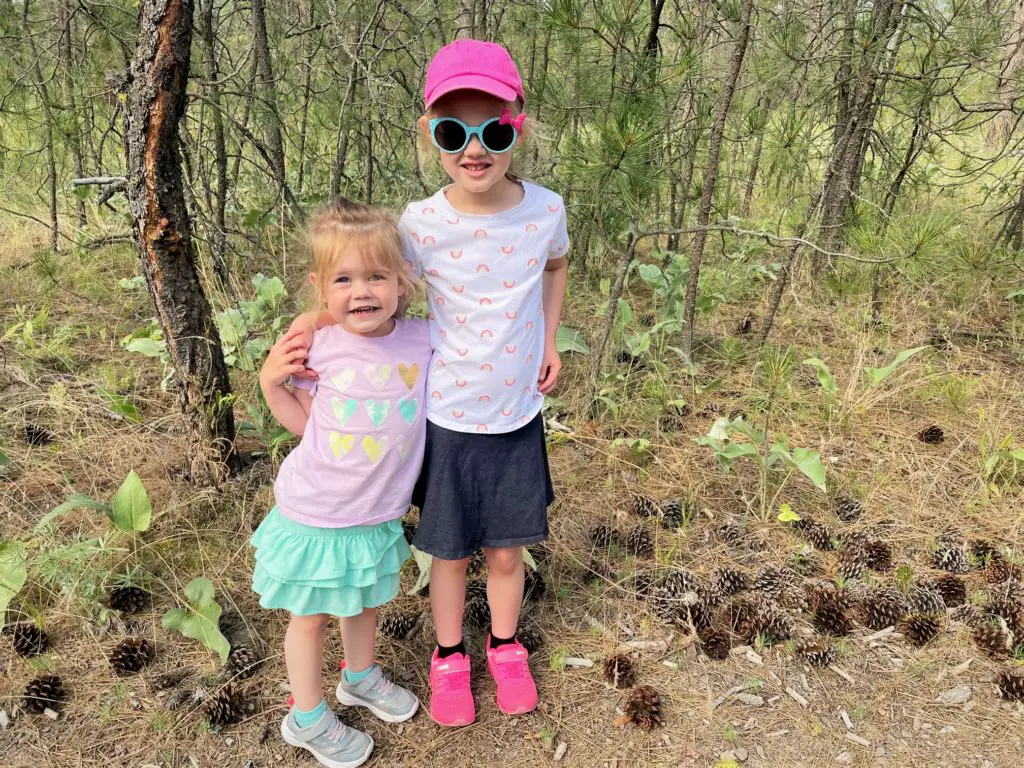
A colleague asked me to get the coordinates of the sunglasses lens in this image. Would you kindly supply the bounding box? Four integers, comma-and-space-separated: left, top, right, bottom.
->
433, 119, 467, 153
482, 120, 516, 153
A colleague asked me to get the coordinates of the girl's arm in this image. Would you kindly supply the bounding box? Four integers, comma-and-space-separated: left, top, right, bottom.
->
260, 329, 315, 435
538, 256, 568, 394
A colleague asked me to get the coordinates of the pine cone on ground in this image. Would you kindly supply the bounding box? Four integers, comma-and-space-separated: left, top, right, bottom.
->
950, 603, 985, 629
863, 540, 893, 572
466, 551, 486, 577
901, 613, 941, 647
225, 644, 263, 680
734, 596, 793, 644
107, 585, 151, 614
464, 595, 491, 630
837, 548, 869, 582
401, 519, 416, 545
933, 545, 971, 574
603, 653, 636, 689
985, 561, 1022, 584
794, 519, 835, 550
109, 637, 155, 675
21, 674, 67, 713
795, 636, 836, 667
833, 497, 863, 522
996, 667, 1024, 701
789, 547, 822, 577
624, 684, 663, 730
752, 565, 794, 603
857, 587, 908, 631
698, 629, 731, 660
970, 539, 1000, 566
659, 498, 687, 530
812, 591, 853, 636
589, 524, 621, 549
629, 568, 655, 598
585, 558, 615, 580
203, 683, 253, 728
717, 519, 743, 545
523, 568, 546, 602
929, 574, 967, 607
164, 687, 193, 711
378, 610, 422, 640
917, 425, 945, 444
24, 424, 56, 446
624, 525, 654, 558
148, 668, 190, 691
517, 624, 543, 654
907, 585, 946, 615
3, 622, 49, 657
713, 567, 748, 596
973, 623, 1012, 658
630, 492, 660, 518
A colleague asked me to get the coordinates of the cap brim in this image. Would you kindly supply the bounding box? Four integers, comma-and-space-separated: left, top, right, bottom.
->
425, 75, 518, 108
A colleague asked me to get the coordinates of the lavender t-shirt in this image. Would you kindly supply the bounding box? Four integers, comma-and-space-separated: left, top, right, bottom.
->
273, 318, 431, 528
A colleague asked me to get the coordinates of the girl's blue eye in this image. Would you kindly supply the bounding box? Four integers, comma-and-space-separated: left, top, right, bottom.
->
370, 274, 385, 281
334, 276, 349, 283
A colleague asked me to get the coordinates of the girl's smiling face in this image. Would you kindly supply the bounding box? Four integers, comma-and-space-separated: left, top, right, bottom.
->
312, 250, 401, 338
424, 90, 521, 195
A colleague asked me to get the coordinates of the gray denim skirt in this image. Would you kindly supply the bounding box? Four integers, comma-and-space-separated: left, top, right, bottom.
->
411, 412, 554, 560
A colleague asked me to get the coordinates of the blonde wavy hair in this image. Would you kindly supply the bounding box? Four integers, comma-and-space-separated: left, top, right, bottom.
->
306, 197, 416, 317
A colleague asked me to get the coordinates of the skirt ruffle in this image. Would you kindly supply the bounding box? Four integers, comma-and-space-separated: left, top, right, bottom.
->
251, 508, 410, 617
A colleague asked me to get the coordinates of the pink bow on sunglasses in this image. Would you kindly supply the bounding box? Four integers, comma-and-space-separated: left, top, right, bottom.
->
500, 107, 527, 131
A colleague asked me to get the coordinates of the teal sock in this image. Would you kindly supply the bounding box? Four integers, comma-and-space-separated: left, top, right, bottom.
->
343, 663, 375, 685
294, 699, 328, 728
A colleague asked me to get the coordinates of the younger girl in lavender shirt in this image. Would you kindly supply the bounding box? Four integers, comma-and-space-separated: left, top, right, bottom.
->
254, 198, 429, 767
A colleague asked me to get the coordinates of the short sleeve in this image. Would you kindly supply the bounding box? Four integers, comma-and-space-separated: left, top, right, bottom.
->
548, 198, 570, 260
289, 374, 316, 394
398, 208, 424, 280
287, 326, 331, 396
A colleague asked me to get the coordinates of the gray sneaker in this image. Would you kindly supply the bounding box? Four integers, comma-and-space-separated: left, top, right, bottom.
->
280, 708, 373, 768
336, 664, 420, 723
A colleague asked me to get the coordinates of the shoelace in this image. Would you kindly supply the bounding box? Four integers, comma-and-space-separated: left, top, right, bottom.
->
325, 717, 349, 744
368, 675, 396, 698
494, 650, 529, 680
434, 667, 470, 694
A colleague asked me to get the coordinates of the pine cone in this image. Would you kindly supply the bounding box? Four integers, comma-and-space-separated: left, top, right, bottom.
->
833, 497, 863, 522
907, 585, 946, 615
3, 622, 49, 657
795, 519, 835, 550
517, 624, 543, 654
464, 594, 491, 630
932, 545, 971, 574
985, 561, 1022, 584
970, 539, 1001, 567
24, 423, 56, 446
589, 524, 621, 549
713, 567, 748, 596
203, 683, 253, 728
752, 565, 795, 603
148, 668, 191, 691
523, 568, 547, 602
745, 599, 793, 644
929, 574, 967, 607
698, 628, 731, 660
996, 667, 1024, 701
789, 547, 822, 577
812, 592, 853, 636
863, 540, 893, 572
950, 603, 985, 629
837, 548, 869, 582
603, 653, 636, 689
624, 684, 663, 730
659, 499, 688, 530
857, 587, 908, 631
795, 636, 836, 667
629, 568, 655, 598
901, 613, 941, 647
630, 492, 660, 518
584, 557, 615, 580
378, 611, 422, 640
916, 425, 945, 444
624, 525, 654, 558
717, 519, 743, 545
466, 551, 486, 577
973, 623, 1012, 658
165, 687, 193, 711
21, 674, 67, 713
225, 644, 263, 680
109, 637, 155, 675
107, 586, 150, 614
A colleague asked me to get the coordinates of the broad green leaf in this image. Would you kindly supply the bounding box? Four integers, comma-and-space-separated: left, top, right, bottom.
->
216, 308, 247, 350
729, 419, 766, 446
0, 541, 27, 617
118, 275, 146, 291
0, 449, 9, 468
523, 548, 538, 572
556, 326, 591, 354
162, 577, 230, 663
110, 471, 151, 532
802, 357, 838, 397
36, 493, 111, 532
706, 417, 731, 442
599, 277, 611, 296
784, 447, 827, 492
99, 389, 142, 423
126, 337, 166, 359
625, 331, 651, 356
864, 345, 928, 387
718, 442, 760, 460
407, 545, 433, 596
777, 504, 801, 523
253, 273, 285, 309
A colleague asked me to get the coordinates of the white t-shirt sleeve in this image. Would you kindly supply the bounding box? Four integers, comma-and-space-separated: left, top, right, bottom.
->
398, 208, 424, 280
548, 196, 570, 261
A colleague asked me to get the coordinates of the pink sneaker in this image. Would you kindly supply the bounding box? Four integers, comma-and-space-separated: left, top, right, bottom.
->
486, 637, 538, 715
429, 648, 475, 727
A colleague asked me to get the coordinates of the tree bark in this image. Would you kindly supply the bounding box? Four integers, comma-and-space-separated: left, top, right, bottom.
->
331, 16, 361, 196
198, 0, 230, 286
21, 1, 59, 252
124, 0, 238, 485
57, 1, 86, 230
682, 0, 754, 357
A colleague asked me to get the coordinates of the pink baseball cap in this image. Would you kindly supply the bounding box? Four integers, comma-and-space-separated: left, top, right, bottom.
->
424, 39, 525, 109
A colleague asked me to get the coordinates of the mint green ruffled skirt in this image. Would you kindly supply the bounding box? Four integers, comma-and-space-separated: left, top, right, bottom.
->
251, 508, 411, 617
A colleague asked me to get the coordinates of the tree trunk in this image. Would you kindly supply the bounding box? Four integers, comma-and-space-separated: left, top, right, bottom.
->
57, 1, 86, 230
295, 1, 316, 197
741, 129, 764, 216
124, 0, 238, 485
198, 0, 229, 286
22, 1, 59, 252
331, 16, 361, 196
590, 234, 638, 403
681, 0, 754, 357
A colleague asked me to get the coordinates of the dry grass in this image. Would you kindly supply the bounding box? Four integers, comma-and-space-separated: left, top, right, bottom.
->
3, 235, 1024, 767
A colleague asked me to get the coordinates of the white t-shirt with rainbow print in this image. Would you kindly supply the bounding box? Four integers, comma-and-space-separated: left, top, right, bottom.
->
400, 181, 569, 435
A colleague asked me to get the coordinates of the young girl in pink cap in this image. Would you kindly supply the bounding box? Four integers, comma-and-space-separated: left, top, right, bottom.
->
291, 39, 569, 727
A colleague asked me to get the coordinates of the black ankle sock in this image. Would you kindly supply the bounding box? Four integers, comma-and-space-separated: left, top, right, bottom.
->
489, 631, 517, 648
436, 640, 466, 659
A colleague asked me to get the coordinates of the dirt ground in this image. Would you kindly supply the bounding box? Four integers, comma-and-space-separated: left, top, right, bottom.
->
2, 229, 1024, 767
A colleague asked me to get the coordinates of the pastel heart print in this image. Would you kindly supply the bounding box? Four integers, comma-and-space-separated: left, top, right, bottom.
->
365, 363, 392, 390
398, 363, 420, 390
398, 396, 418, 424
331, 369, 356, 392
364, 398, 392, 428
362, 435, 388, 464
329, 431, 355, 458
330, 397, 358, 427
395, 436, 413, 460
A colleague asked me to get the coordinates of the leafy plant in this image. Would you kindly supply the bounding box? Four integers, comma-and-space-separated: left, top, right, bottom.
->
39, 471, 152, 534
802, 345, 929, 419
0, 541, 28, 617
162, 577, 230, 664
556, 325, 591, 354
